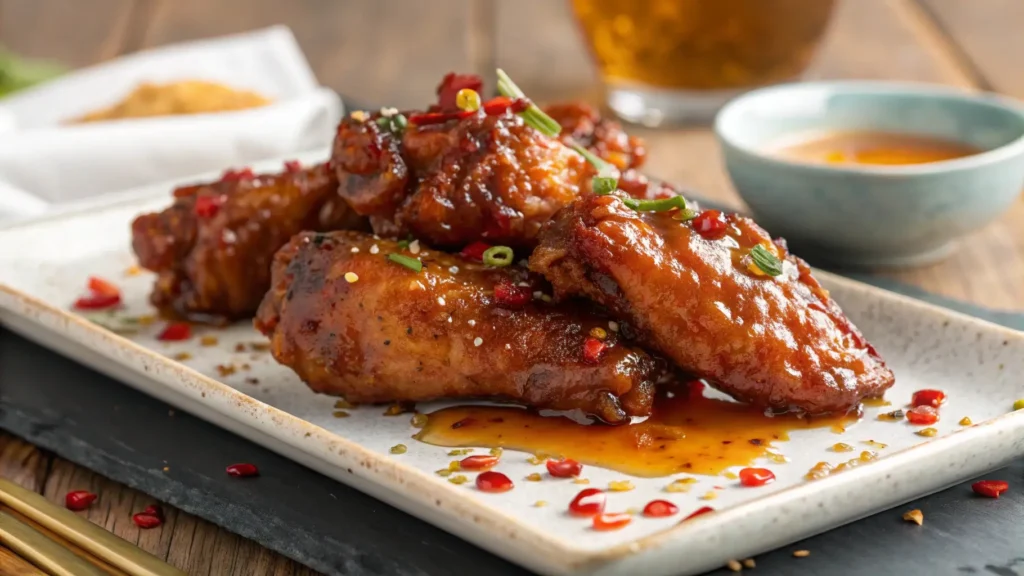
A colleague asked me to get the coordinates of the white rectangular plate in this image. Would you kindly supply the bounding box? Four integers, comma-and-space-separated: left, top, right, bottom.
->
1, 155, 1022, 576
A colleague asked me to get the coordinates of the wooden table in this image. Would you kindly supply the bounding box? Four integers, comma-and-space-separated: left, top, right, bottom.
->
0, 0, 1021, 574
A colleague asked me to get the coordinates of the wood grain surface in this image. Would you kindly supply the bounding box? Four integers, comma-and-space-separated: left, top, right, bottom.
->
0, 0, 1021, 574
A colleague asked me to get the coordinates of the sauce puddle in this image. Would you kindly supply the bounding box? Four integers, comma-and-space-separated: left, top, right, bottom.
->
416, 383, 860, 477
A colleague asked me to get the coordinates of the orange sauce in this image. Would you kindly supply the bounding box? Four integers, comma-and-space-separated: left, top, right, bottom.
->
773, 131, 980, 166
415, 385, 859, 478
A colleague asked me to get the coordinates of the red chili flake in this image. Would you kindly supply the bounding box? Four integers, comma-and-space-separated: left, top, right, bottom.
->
738, 467, 776, 487
475, 471, 514, 493
682, 506, 715, 521
87, 276, 120, 298
642, 499, 679, 518
64, 490, 97, 511
592, 512, 632, 531
911, 389, 946, 408
582, 337, 607, 364
193, 194, 226, 218
436, 72, 484, 110
225, 463, 260, 478
283, 159, 302, 173
459, 455, 499, 471
481, 96, 529, 116
73, 293, 121, 310
691, 209, 728, 240
132, 512, 163, 529
687, 380, 707, 400
221, 167, 255, 182
494, 281, 531, 308
408, 110, 473, 125
906, 405, 939, 426
972, 480, 1009, 498
546, 458, 583, 478
157, 322, 192, 342
460, 241, 491, 262
568, 488, 606, 517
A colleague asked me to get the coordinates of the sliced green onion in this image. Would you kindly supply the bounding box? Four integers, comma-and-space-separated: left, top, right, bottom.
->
621, 195, 687, 212
393, 113, 408, 131
495, 69, 562, 137
749, 244, 783, 277
592, 176, 617, 195
397, 237, 411, 250
482, 246, 514, 267
571, 143, 616, 175
672, 208, 698, 222
388, 253, 422, 272
376, 113, 408, 136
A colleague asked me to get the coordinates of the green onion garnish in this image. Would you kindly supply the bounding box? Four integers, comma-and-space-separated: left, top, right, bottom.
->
672, 208, 698, 222
749, 245, 784, 277
592, 176, 617, 195
388, 253, 422, 272
376, 113, 408, 136
621, 195, 687, 213
482, 246, 514, 267
496, 69, 562, 137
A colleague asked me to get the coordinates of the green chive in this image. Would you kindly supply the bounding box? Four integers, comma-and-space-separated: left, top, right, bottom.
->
749, 245, 784, 277
592, 176, 617, 195
672, 208, 698, 222
388, 253, 422, 272
620, 195, 687, 213
482, 246, 514, 267
571, 143, 614, 174
495, 69, 562, 137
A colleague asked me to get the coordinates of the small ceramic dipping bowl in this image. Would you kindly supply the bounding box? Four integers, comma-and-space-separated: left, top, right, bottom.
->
715, 81, 1024, 268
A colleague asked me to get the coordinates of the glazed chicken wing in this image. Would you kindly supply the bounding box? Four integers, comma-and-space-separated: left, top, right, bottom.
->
530, 195, 895, 414
131, 163, 366, 322
254, 231, 658, 423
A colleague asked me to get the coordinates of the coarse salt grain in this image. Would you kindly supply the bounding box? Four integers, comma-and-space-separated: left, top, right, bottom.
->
438, 297, 446, 306
608, 321, 619, 332
344, 272, 359, 283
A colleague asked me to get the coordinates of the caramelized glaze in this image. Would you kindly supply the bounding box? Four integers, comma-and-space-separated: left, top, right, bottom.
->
416, 383, 859, 477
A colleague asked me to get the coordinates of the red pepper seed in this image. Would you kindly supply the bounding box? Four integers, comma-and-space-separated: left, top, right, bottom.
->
546, 458, 583, 478
972, 480, 1009, 498
225, 463, 260, 478
593, 512, 632, 531
157, 322, 192, 342
459, 455, 499, 471
568, 488, 606, 517
132, 512, 163, 529
642, 499, 679, 518
738, 467, 776, 487
906, 405, 939, 426
476, 471, 514, 493
911, 389, 946, 408
64, 490, 97, 511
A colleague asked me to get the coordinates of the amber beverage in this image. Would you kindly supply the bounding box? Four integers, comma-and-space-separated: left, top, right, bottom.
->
572, 0, 837, 125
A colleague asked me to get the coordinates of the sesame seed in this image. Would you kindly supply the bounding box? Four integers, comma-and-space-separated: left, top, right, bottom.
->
518, 282, 530, 287
350, 247, 360, 253
468, 319, 476, 326
449, 266, 460, 274
793, 550, 810, 558
373, 234, 380, 240
726, 560, 742, 572
447, 316, 453, 323
505, 343, 511, 350
533, 291, 543, 299
350, 110, 369, 121
409, 240, 421, 254
608, 321, 619, 332
344, 272, 359, 283
380, 107, 398, 117
540, 294, 552, 303
369, 244, 380, 254
473, 337, 483, 347
742, 559, 756, 569
438, 297, 446, 306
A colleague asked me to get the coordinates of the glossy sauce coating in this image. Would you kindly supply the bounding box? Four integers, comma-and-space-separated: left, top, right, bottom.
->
417, 382, 857, 477
131, 164, 366, 322
254, 231, 658, 423
530, 194, 895, 414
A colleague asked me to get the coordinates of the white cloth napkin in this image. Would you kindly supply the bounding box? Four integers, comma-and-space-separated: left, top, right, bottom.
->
0, 26, 342, 224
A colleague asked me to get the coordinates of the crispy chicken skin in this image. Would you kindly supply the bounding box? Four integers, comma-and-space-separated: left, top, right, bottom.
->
530, 195, 895, 414
544, 102, 647, 171
254, 231, 657, 423
332, 110, 588, 249
131, 163, 366, 322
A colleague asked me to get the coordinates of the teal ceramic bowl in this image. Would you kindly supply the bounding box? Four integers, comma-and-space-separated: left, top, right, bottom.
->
714, 81, 1024, 268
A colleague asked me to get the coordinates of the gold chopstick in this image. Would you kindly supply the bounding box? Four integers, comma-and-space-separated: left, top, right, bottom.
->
0, 511, 107, 576
0, 478, 185, 576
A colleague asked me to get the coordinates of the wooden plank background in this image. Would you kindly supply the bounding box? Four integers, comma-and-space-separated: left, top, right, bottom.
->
0, 0, 1021, 574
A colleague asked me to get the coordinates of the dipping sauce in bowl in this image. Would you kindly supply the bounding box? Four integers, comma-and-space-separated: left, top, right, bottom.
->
772, 131, 982, 166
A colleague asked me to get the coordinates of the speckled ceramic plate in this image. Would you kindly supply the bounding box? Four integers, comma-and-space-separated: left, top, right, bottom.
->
1, 153, 1022, 576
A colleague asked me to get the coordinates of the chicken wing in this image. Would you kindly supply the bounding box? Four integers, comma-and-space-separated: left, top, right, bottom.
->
254, 231, 658, 423
530, 195, 895, 414
131, 162, 366, 323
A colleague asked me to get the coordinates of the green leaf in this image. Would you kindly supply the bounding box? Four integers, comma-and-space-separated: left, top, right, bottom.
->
0, 48, 66, 98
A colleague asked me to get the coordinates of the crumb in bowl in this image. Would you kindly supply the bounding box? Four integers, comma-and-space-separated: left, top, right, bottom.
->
71, 80, 271, 123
